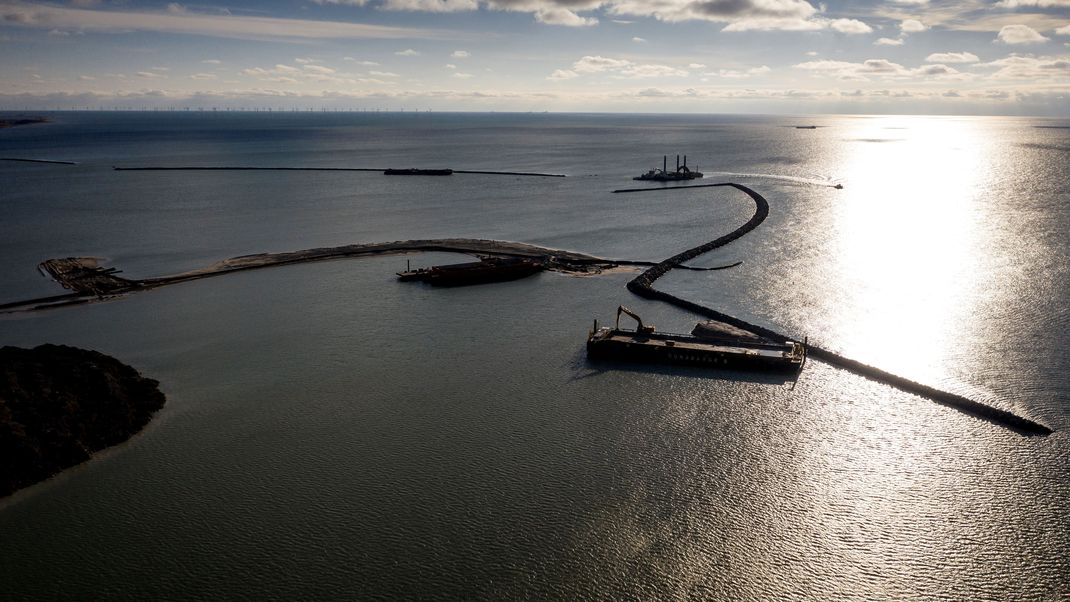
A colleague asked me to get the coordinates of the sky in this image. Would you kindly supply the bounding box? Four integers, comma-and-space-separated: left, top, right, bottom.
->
0, 0, 1068, 115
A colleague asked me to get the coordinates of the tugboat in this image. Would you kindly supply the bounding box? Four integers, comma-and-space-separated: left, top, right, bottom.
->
397, 256, 545, 287
634, 155, 704, 182
587, 306, 806, 372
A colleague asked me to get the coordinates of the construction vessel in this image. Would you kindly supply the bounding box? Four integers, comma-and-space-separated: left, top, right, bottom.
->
587, 306, 806, 371
634, 155, 704, 182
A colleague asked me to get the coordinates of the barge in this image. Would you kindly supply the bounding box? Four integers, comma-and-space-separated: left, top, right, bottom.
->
397, 256, 545, 287
587, 306, 805, 371
634, 155, 703, 182
384, 168, 454, 176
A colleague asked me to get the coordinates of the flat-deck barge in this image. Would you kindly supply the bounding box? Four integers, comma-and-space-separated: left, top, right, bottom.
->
397, 256, 545, 286
587, 306, 805, 371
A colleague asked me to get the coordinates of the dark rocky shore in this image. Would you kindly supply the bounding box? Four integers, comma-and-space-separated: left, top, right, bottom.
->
0, 117, 48, 129
0, 344, 165, 498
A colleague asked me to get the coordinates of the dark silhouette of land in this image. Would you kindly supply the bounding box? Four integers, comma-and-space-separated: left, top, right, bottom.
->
0, 345, 165, 498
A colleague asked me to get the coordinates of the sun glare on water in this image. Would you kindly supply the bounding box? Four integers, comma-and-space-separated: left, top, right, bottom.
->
828, 116, 996, 383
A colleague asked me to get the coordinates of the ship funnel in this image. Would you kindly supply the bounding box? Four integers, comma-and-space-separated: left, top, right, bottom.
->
676, 155, 680, 171
663, 155, 667, 172
683, 155, 687, 168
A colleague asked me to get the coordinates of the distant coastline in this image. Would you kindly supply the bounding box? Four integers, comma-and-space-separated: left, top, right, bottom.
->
0, 116, 48, 129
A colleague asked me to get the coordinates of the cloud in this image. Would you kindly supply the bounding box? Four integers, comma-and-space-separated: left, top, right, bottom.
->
201, 59, 222, 64
996, 24, 1049, 44
632, 36, 646, 42
532, 7, 597, 26
976, 54, 1070, 78
830, 18, 872, 34
452, 72, 474, 78
794, 58, 969, 80
708, 65, 771, 78
547, 69, 579, 80
995, 0, 1070, 7
889, 0, 928, 4
617, 64, 688, 77
925, 52, 979, 63
900, 19, 927, 34
303, 65, 337, 74
344, 58, 380, 65
136, 71, 166, 78
396, 48, 421, 56
451, 50, 470, 57
689, 63, 707, 69
381, 0, 479, 10
445, 63, 457, 69
875, 37, 904, 46
610, 0, 818, 27
190, 73, 218, 80
1058, 25, 1070, 35
573, 55, 632, 73
369, 70, 399, 76
0, 1, 451, 41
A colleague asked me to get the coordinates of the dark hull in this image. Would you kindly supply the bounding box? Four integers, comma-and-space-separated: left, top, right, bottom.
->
398, 258, 544, 287
633, 173, 704, 182
383, 168, 454, 176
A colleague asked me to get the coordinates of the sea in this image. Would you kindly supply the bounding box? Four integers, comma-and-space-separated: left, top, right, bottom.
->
1, 112, 1068, 600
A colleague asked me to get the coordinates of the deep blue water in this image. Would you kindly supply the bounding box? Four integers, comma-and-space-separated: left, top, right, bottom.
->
1, 112, 1069, 600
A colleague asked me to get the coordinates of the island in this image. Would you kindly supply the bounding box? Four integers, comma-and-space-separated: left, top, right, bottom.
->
0, 344, 165, 498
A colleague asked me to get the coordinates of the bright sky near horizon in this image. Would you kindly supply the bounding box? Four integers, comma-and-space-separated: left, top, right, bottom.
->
0, 0, 1068, 115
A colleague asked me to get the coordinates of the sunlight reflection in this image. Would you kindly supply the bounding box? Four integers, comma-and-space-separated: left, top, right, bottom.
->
830, 116, 995, 383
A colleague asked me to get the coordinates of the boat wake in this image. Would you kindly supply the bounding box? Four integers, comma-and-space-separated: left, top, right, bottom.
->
705, 171, 842, 189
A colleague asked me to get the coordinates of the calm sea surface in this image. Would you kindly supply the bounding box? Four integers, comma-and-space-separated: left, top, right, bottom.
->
1, 112, 1068, 600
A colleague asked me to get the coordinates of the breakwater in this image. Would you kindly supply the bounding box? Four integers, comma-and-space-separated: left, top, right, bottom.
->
112, 166, 567, 177
1, 158, 78, 165
616, 183, 1052, 436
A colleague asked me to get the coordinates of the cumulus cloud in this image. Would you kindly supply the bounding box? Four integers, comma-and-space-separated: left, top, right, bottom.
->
344, 58, 380, 65
396, 48, 421, 56
875, 37, 904, 46
190, 73, 218, 80
632, 36, 646, 42
136, 71, 166, 78
996, 24, 1049, 44
451, 50, 470, 57
829, 18, 872, 34
1057, 25, 1070, 35
554, 55, 688, 79
452, 72, 474, 78
925, 52, 979, 63
532, 7, 597, 26
900, 19, 927, 34
201, 59, 222, 64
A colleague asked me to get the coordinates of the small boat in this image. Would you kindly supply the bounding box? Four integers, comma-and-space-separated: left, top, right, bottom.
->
634, 155, 703, 182
587, 306, 805, 371
397, 256, 545, 287
383, 168, 454, 176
